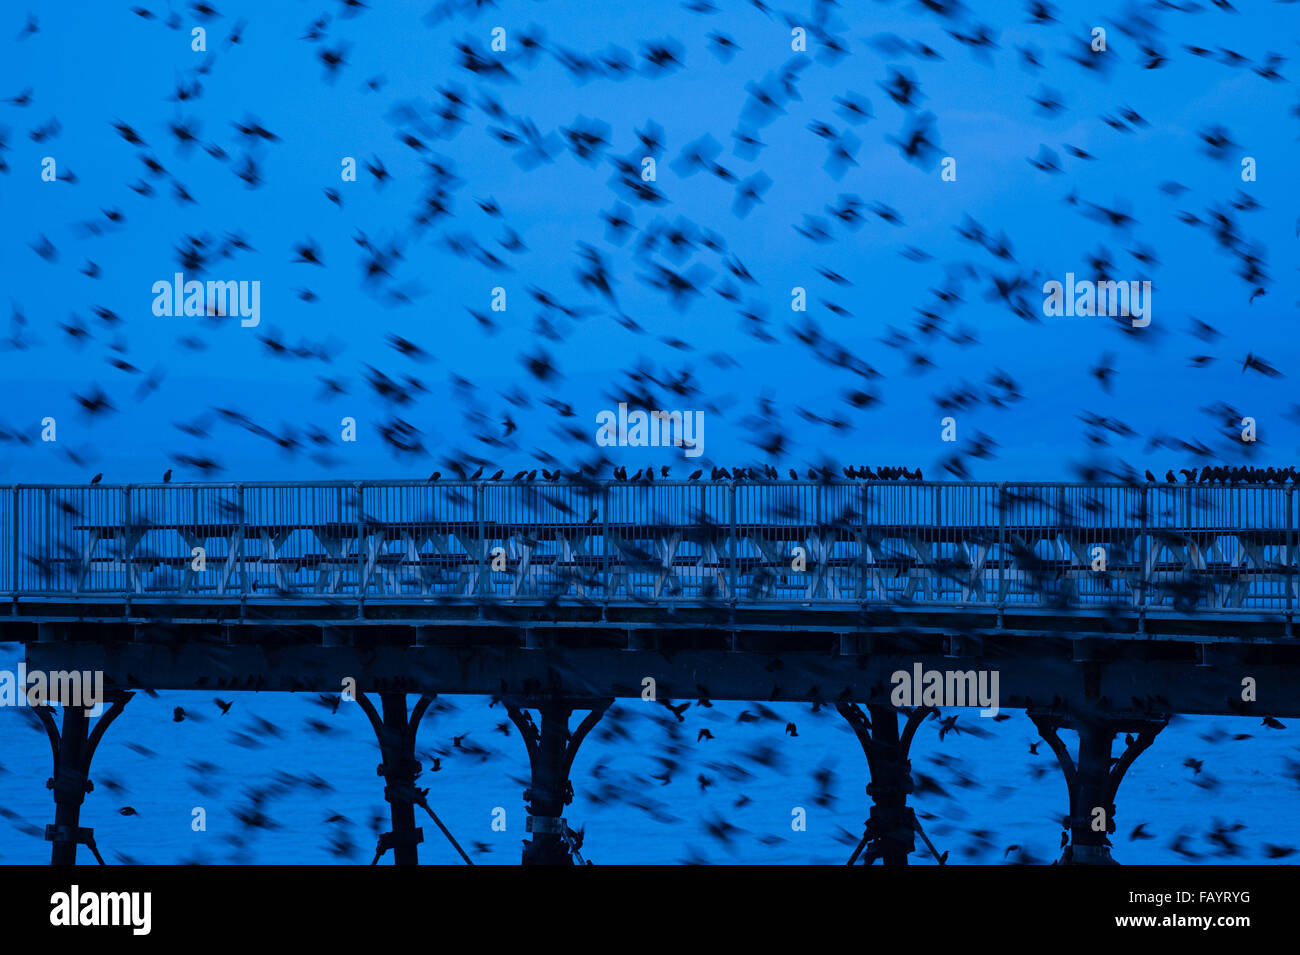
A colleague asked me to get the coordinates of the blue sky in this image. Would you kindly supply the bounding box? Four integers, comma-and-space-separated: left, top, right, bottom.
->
1, 0, 1297, 482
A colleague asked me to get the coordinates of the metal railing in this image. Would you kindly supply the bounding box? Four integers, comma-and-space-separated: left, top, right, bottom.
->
0, 480, 1294, 615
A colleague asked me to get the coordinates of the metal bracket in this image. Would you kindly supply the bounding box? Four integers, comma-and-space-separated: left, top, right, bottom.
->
1063, 844, 1114, 864
526, 814, 566, 835
377, 828, 425, 850
45, 824, 94, 844
45, 824, 106, 864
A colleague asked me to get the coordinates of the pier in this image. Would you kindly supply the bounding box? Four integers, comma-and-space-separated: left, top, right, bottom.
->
3, 479, 1296, 864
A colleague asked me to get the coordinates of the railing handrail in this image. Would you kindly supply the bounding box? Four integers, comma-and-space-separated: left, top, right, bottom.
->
1, 479, 1298, 491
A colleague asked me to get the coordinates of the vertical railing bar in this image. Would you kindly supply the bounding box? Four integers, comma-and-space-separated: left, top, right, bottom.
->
11, 486, 18, 597
699, 481, 707, 604
937, 484, 945, 605
601, 482, 611, 607
729, 481, 738, 602
44, 488, 51, 596
237, 483, 246, 601
815, 482, 823, 603
355, 481, 365, 610
997, 482, 1006, 623
1138, 484, 1148, 625
123, 485, 132, 601
1288, 486, 1295, 632
1059, 482, 1068, 598
476, 481, 485, 600
859, 481, 868, 605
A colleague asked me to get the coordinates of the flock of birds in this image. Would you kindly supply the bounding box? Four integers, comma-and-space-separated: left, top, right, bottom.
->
1144, 465, 1300, 485
424, 462, 927, 482
1, 0, 1294, 489
79, 460, 1300, 487
2, 0, 1298, 865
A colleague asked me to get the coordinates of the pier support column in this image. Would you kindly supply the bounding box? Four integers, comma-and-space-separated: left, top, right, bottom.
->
506, 698, 612, 865
356, 691, 435, 865
837, 703, 935, 865
34, 691, 133, 866
1029, 711, 1167, 865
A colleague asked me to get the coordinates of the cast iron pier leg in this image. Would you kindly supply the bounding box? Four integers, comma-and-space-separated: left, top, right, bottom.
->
1030, 710, 1167, 865
506, 697, 612, 866
34, 691, 133, 866
356, 691, 435, 865
837, 703, 935, 865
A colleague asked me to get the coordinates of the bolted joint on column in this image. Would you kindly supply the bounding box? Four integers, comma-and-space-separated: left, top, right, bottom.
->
377, 828, 425, 853
865, 774, 913, 800
376, 757, 422, 779
526, 814, 566, 835
1063, 809, 1115, 832
523, 780, 573, 809
865, 805, 917, 859
47, 769, 94, 802
44, 824, 98, 848
864, 744, 915, 802
382, 782, 428, 805
1061, 844, 1117, 865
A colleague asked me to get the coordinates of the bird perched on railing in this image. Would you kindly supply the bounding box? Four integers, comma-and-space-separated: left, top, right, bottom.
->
1142, 465, 1298, 485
